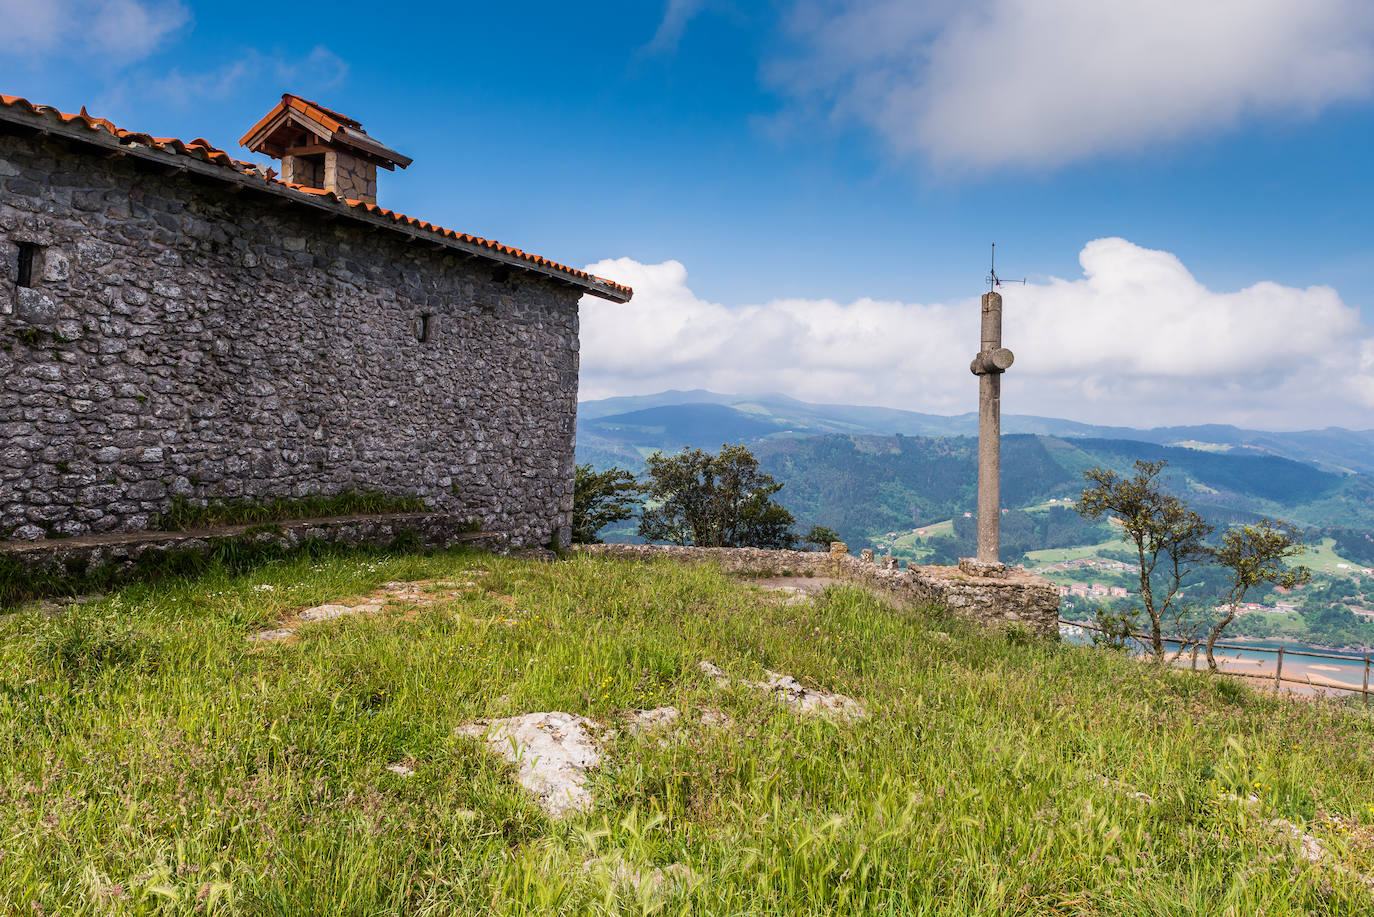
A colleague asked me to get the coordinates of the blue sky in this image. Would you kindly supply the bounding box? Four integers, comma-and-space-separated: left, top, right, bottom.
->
4, 0, 1373, 428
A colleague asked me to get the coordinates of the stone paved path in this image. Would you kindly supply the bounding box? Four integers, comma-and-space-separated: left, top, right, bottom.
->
248, 576, 486, 642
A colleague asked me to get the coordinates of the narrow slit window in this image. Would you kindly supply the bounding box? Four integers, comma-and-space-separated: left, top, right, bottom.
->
16, 242, 37, 288
416, 313, 434, 342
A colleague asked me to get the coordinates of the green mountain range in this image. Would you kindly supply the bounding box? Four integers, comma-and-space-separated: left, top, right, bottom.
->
578, 390, 1374, 475
576, 392, 1374, 560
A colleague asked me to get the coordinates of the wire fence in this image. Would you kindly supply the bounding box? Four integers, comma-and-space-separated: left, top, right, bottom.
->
1060, 618, 1373, 703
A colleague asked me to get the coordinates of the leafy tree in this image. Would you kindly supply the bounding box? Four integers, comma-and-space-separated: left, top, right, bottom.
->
802, 525, 842, 551
1089, 603, 1139, 652
572, 464, 645, 544
1078, 460, 1213, 662
638, 444, 796, 548
1205, 520, 1311, 670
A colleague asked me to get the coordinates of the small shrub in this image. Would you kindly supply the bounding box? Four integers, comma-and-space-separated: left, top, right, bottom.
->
1211, 675, 1250, 706
34, 613, 164, 680
1003, 622, 1034, 647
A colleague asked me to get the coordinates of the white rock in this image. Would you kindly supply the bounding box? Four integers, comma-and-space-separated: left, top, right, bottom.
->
760, 584, 813, 606
624, 706, 680, 734
460, 712, 603, 818
297, 603, 358, 622
1270, 818, 1326, 864
586, 853, 697, 895
698, 660, 730, 687
247, 628, 293, 642
700, 659, 864, 719
755, 670, 867, 720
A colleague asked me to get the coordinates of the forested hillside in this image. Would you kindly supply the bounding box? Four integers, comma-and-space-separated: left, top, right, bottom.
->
575, 394, 1374, 573
748, 434, 1077, 546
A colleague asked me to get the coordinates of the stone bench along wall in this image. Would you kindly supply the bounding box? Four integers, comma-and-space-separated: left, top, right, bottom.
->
4, 513, 507, 583
575, 543, 1060, 640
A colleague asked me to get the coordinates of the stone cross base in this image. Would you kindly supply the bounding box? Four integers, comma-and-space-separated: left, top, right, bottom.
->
958, 557, 1011, 579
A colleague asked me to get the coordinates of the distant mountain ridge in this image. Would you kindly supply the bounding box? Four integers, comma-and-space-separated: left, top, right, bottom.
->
578, 390, 1374, 475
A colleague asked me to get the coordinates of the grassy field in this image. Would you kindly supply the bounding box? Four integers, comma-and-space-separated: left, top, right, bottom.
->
885, 519, 955, 560
1023, 537, 1130, 567
4, 547, 1374, 914
1298, 538, 1367, 576
1025, 534, 1363, 579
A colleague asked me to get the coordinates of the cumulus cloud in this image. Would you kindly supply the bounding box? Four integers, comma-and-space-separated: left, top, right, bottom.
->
771, 0, 1374, 170
0, 0, 189, 60
581, 239, 1374, 429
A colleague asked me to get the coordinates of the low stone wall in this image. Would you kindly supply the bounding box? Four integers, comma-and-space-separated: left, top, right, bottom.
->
573, 543, 840, 577
575, 543, 1060, 640
2, 512, 507, 580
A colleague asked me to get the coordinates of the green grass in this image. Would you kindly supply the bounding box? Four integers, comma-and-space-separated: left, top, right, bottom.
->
3, 548, 1374, 914
150, 490, 429, 532
0, 532, 425, 610
885, 519, 955, 560
1297, 538, 1366, 576
1024, 536, 1130, 567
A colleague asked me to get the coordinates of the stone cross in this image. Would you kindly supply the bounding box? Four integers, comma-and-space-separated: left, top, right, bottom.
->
969, 291, 1014, 565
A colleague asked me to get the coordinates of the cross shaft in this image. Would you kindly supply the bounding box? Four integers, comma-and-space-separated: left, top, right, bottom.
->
970, 291, 1014, 565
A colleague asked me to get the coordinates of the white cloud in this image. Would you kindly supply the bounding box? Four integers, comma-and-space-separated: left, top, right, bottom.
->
581, 239, 1374, 429
135, 46, 349, 109
644, 0, 708, 54
0, 0, 189, 60
771, 0, 1374, 170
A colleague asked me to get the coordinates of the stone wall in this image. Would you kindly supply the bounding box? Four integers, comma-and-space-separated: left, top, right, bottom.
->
326, 151, 379, 204
281, 153, 324, 190
0, 130, 582, 548
576, 543, 1061, 639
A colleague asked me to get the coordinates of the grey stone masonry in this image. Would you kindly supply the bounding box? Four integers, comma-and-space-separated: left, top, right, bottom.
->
326, 150, 378, 204
0, 128, 586, 547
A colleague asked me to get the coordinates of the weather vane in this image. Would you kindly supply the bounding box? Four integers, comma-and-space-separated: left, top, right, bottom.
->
985, 242, 1026, 292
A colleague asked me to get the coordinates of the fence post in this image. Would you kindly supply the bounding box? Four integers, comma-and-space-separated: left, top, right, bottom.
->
1191, 644, 1198, 670
1274, 647, 1284, 693
1364, 654, 1370, 708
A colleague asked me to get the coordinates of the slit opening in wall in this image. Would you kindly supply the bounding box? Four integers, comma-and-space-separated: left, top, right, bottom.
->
416, 313, 434, 342
16, 242, 38, 289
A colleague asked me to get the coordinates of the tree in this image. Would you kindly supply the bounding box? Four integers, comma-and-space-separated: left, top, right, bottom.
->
572, 464, 645, 544
1078, 460, 1213, 662
638, 443, 796, 548
802, 525, 841, 551
1088, 603, 1139, 652
1205, 520, 1311, 670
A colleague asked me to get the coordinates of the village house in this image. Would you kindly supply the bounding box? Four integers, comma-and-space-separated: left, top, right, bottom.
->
1, 93, 631, 548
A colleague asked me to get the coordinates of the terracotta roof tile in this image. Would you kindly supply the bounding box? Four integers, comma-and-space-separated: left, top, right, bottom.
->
0, 94, 631, 300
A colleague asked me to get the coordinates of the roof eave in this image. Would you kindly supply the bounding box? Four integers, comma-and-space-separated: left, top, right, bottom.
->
0, 103, 632, 303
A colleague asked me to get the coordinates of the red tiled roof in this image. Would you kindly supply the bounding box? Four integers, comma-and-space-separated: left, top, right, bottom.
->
287, 94, 361, 131
238, 93, 411, 168
0, 94, 632, 301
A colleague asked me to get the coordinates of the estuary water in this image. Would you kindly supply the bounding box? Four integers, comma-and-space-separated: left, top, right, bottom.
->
1059, 625, 1372, 697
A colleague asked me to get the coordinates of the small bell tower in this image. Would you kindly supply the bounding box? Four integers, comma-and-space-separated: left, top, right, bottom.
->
239, 94, 411, 204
